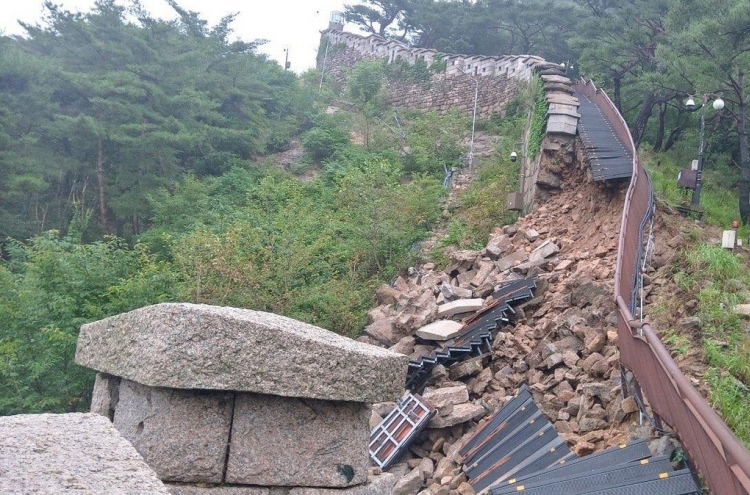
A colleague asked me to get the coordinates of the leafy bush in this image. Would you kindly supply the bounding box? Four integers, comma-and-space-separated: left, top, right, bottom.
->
527, 76, 548, 160
301, 114, 351, 162
0, 232, 178, 414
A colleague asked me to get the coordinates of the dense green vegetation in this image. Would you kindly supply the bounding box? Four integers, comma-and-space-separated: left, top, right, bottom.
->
646, 152, 750, 446
2, 0, 750, 453
348, 0, 750, 223
0, 2, 471, 414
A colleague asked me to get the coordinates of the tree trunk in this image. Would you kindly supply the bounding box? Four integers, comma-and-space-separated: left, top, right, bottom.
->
632, 91, 655, 149
738, 72, 750, 224
652, 102, 667, 152
613, 76, 622, 114
96, 136, 108, 233
663, 127, 682, 152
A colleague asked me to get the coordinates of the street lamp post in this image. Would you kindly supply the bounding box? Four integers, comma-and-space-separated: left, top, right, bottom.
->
458, 68, 479, 171
686, 94, 724, 209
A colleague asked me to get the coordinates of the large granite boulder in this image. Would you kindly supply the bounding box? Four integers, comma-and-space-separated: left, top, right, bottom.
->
0, 413, 169, 494
76, 303, 408, 403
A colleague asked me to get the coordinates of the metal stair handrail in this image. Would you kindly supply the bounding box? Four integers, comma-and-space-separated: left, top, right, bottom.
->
574, 79, 750, 495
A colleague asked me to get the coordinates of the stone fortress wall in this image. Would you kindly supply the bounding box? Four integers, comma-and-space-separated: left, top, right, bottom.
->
320, 29, 543, 119
319, 25, 581, 215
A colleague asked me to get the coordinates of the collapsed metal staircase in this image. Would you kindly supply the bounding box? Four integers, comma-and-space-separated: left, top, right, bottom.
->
459, 385, 700, 495
406, 276, 538, 390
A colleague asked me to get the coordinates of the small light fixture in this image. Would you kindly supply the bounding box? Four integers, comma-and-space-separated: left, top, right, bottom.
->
510, 151, 518, 162
713, 98, 725, 111
686, 97, 696, 110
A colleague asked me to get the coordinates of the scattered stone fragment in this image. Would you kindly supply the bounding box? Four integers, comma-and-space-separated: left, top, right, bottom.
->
415, 321, 464, 341
436, 299, 485, 318
422, 385, 470, 410
428, 403, 485, 428
529, 239, 560, 262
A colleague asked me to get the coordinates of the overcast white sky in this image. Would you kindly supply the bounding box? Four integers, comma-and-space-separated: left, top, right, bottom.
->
0, 0, 359, 72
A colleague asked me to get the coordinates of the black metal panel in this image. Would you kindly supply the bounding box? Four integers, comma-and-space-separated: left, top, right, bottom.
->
507, 439, 652, 485
576, 91, 632, 181
471, 425, 561, 492
577, 469, 699, 495
465, 408, 546, 479
492, 456, 675, 495
509, 438, 573, 480
494, 436, 570, 486
490, 276, 538, 304
459, 385, 533, 458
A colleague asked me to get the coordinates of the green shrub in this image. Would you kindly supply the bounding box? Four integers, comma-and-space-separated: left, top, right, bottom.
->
301, 114, 351, 162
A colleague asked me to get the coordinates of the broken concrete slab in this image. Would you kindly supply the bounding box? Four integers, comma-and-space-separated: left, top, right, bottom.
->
226, 393, 370, 488
76, 303, 408, 403
530, 239, 561, 262
497, 250, 529, 272
415, 320, 464, 341
436, 299, 485, 318
525, 228, 540, 242
114, 379, 233, 483
0, 413, 169, 494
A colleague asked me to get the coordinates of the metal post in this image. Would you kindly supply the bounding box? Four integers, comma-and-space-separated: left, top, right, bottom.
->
692, 94, 709, 208
284, 48, 289, 70
469, 77, 478, 171
319, 39, 330, 91
457, 67, 479, 171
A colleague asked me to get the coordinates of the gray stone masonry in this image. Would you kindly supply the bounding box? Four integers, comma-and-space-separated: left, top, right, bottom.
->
226, 393, 370, 487
76, 303, 408, 403
165, 473, 396, 495
113, 379, 234, 483
0, 413, 169, 494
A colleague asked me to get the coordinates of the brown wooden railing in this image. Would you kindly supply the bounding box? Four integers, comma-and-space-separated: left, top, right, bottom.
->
574, 79, 750, 495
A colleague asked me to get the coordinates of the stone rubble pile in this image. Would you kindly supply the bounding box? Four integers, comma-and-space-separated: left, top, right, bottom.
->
361, 169, 646, 495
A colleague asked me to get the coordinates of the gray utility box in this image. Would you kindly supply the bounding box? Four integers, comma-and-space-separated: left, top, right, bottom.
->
506, 192, 523, 211
677, 169, 698, 189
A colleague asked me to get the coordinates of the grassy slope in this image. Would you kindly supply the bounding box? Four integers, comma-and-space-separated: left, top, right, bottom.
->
643, 150, 750, 446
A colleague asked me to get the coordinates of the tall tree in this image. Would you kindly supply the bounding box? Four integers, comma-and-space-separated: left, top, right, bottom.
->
344, 0, 414, 38
570, 0, 671, 138
5, 0, 298, 238
660, 0, 750, 223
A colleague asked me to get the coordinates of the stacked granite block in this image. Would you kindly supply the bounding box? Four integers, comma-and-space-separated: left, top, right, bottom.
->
76, 303, 409, 494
